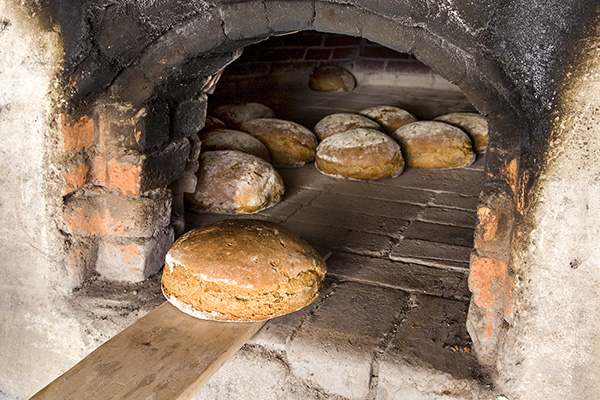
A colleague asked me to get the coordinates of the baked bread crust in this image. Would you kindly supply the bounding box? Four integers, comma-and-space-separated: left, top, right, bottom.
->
358, 105, 417, 134
391, 121, 475, 169
161, 219, 327, 322
316, 128, 404, 180
308, 65, 356, 92
212, 103, 276, 130
434, 112, 488, 153
240, 118, 318, 168
186, 150, 284, 214
313, 113, 383, 141
199, 129, 271, 162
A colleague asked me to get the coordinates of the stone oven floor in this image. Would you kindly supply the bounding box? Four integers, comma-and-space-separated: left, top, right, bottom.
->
186, 156, 493, 399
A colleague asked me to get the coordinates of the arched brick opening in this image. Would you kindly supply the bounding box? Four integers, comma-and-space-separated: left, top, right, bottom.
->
61, 0, 524, 363
2, 0, 599, 398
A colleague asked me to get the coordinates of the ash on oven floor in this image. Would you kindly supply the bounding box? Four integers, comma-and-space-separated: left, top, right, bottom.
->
186, 155, 494, 399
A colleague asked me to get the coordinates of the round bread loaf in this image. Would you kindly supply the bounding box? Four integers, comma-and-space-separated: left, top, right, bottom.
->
199, 129, 271, 162
358, 105, 417, 134
309, 65, 356, 92
434, 112, 488, 153
316, 128, 404, 180
161, 219, 327, 322
186, 150, 284, 214
212, 103, 276, 130
313, 113, 383, 141
240, 118, 318, 168
391, 121, 475, 169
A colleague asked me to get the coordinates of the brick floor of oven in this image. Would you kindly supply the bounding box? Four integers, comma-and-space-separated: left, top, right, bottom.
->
185, 155, 492, 399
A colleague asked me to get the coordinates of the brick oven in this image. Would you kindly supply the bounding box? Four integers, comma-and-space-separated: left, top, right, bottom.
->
1, 1, 600, 399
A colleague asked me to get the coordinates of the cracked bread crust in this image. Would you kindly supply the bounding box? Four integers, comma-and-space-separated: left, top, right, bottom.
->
315, 128, 404, 180
240, 118, 318, 168
433, 112, 488, 153
391, 121, 475, 169
186, 151, 284, 215
161, 219, 327, 322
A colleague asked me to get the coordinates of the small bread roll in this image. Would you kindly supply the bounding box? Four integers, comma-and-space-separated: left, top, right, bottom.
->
240, 118, 318, 168
316, 128, 404, 180
212, 103, 276, 130
199, 129, 271, 162
309, 65, 356, 92
161, 219, 327, 322
358, 105, 417, 134
186, 150, 284, 214
313, 113, 383, 141
391, 121, 475, 169
434, 112, 488, 153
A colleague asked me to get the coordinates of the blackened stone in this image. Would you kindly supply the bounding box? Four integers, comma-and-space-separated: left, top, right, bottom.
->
109, 66, 156, 108
96, 5, 154, 67
172, 96, 207, 140
68, 51, 120, 102
265, 0, 316, 32
219, 1, 271, 41
136, 100, 170, 151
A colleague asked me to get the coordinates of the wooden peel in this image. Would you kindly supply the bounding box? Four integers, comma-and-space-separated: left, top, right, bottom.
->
31, 301, 265, 400
31, 247, 330, 400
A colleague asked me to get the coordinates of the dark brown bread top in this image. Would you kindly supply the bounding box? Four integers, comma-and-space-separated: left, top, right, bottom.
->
165, 219, 327, 292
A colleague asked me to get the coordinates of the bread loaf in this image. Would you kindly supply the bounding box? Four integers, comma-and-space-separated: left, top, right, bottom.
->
186, 150, 284, 214
199, 129, 271, 162
434, 112, 488, 153
391, 121, 475, 169
240, 118, 318, 168
309, 65, 356, 92
313, 113, 383, 141
212, 103, 276, 130
316, 128, 404, 180
161, 219, 327, 322
358, 105, 417, 134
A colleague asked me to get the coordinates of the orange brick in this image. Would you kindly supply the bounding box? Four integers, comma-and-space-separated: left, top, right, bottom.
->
468, 255, 513, 338
62, 114, 95, 152
108, 159, 142, 195
64, 161, 90, 195
91, 155, 109, 187
64, 206, 125, 236
477, 206, 499, 242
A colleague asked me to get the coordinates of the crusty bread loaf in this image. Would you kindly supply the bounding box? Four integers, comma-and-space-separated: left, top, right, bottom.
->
391, 121, 475, 169
212, 103, 276, 130
313, 113, 383, 141
161, 219, 327, 322
316, 128, 404, 180
434, 112, 488, 153
309, 65, 356, 92
358, 105, 417, 134
240, 118, 318, 168
199, 129, 271, 162
186, 150, 284, 214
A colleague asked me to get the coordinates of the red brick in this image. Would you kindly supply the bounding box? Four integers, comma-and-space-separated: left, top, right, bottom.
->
323, 35, 362, 47
63, 189, 172, 238
305, 48, 332, 61
62, 114, 95, 152
64, 160, 90, 195
331, 47, 360, 60
108, 158, 142, 195
468, 255, 513, 338
353, 59, 386, 72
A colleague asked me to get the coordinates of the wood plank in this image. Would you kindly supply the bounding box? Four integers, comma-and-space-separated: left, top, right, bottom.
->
31, 302, 266, 400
